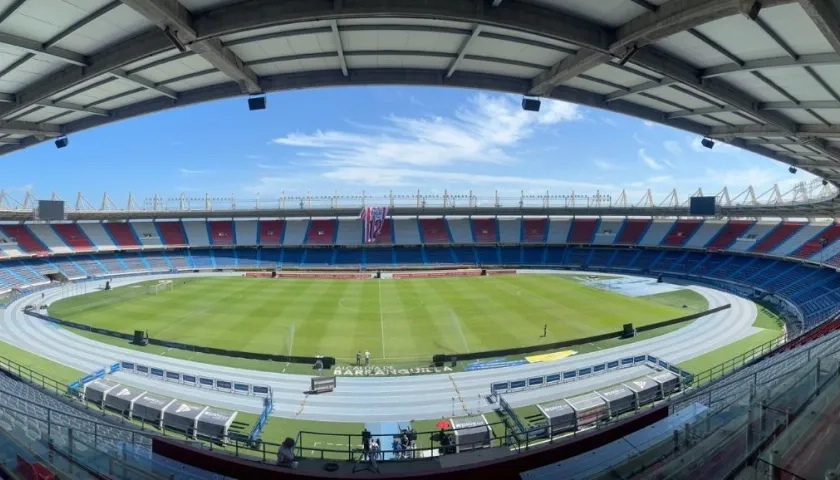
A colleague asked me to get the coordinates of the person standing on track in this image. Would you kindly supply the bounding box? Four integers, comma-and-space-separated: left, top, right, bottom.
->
541, 324, 547, 338
365, 350, 371, 366
356, 351, 362, 366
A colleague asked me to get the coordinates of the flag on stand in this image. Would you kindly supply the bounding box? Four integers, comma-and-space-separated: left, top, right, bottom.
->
361, 206, 388, 243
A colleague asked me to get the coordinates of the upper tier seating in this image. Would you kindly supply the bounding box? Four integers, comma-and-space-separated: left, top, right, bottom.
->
78, 223, 117, 251
640, 220, 674, 246
568, 218, 598, 244
592, 219, 621, 245
234, 220, 258, 247
772, 222, 828, 256
615, 219, 649, 244
208, 221, 234, 246
706, 221, 754, 250
371, 218, 393, 245
684, 220, 726, 249
497, 219, 520, 244
26, 224, 71, 254
336, 219, 362, 245
522, 219, 547, 243
155, 222, 187, 246
751, 222, 804, 253
790, 223, 840, 259
419, 219, 450, 244
51, 223, 94, 252
0, 225, 49, 256
728, 221, 777, 252
661, 220, 702, 247
258, 220, 284, 245
127, 222, 161, 248
472, 218, 497, 244
393, 219, 420, 245
447, 218, 472, 244
546, 218, 571, 243
282, 221, 307, 246
306, 220, 337, 245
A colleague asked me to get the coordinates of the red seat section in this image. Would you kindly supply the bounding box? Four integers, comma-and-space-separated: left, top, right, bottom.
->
420, 219, 450, 244
306, 220, 336, 245
752, 222, 804, 253
472, 219, 497, 243
706, 220, 754, 250
0, 225, 49, 255
156, 221, 187, 246
208, 221, 234, 246
259, 220, 285, 245
105, 223, 140, 248
616, 219, 650, 244
662, 219, 703, 247
52, 224, 94, 251
372, 218, 393, 245
522, 219, 547, 243
568, 218, 598, 244
793, 223, 840, 258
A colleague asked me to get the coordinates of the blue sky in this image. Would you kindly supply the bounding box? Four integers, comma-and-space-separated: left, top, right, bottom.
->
0, 86, 817, 207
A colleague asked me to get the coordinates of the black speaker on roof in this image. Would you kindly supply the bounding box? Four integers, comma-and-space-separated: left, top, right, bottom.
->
54, 136, 69, 149
700, 138, 714, 149
789, 166, 797, 174
521, 97, 541, 112
248, 95, 266, 111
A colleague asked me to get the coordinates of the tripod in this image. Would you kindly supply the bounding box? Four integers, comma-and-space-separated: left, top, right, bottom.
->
352, 448, 379, 474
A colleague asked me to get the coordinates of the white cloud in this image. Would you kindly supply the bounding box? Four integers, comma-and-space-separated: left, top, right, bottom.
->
662, 158, 676, 168
639, 149, 663, 170
643, 120, 656, 127
663, 140, 683, 157
648, 175, 673, 184
256, 163, 289, 170
632, 133, 647, 145
271, 94, 582, 169
178, 168, 213, 176
594, 160, 615, 171
320, 167, 613, 190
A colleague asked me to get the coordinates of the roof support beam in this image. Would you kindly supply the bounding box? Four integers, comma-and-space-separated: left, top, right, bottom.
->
447, 25, 481, 78
0, 120, 61, 137
120, 0, 262, 94
0, 32, 87, 66
530, 49, 610, 96
799, 0, 840, 55
670, 100, 840, 118
710, 124, 840, 138
111, 69, 179, 99
330, 20, 348, 77
702, 52, 840, 78
36, 100, 110, 117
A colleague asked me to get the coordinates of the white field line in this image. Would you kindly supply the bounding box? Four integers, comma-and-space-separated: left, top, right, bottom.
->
284, 323, 295, 372
153, 303, 216, 338
379, 279, 386, 358
450, 310, 470, 353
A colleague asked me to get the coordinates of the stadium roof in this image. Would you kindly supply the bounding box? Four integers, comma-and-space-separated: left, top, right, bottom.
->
2, 0, 840, 198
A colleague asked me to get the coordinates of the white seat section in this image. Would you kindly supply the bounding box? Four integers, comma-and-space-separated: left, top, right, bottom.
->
498, 218, 521, 243
728, 220, 779, 252
234, 220, 258, 247
26, 224, 72, 254
283, 220, 308, 246
447, 218, 472, 244
335, 219, 362, 245
812, 233, 840, 261
592, 218, 622, 245
772, 222, 830, 256
78, 223, 116, 251
131, 221, 164, 247
684, 220, 726, 249
393, 218, 420, 245
144, 252, 171, 271
182, 221, 210, 248
165, 251, 190, 270
0, 229, 25, 258
546, 218, 571, 244
639, 219, 675, 246
98, 256, 126, 273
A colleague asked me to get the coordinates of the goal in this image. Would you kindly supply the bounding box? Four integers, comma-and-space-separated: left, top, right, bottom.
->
147, 280, 174, 295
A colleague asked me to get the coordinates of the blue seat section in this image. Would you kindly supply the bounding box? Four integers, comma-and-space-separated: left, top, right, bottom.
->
522, 246, 544, 264
588, 249, 614, 267
610, 249, 638, 269
190, 250, 214, 269
334, 249, 362, 265
475, 246, 498, 265
451, 246, 475, 264
237, 249, 259, 268
280, 248, 303, 267
425, 246, 452, 264
499, 245, 521, 264
366, 248, 393, 266
632, 250, 660, 270
394, 246, 422, 265
305, 248, 332, 266
544, 246, 565, 264
650, 251, 684, 271
214, 250, 236, 268
566, 247, 590, 266
261, 249, 282, 268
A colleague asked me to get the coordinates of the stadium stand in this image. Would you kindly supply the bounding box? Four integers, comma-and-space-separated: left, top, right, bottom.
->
155, 221, 187, 247
306, 220, 337, 245
615, 218, 650, 245
568, 217, 598, 244
772, 221, 829, 256
50, 224, 94, 252
372, 218, 394, 245
257, 220, 284, 246
77, 223, 116, 251
234, 220, 258, 247
126, 222, 161, 248
448, 218, 473, 244
792, 222, 840, 259
391, 219, 418, 245
522, 218, 547, 243
546, 218, 571, 243
27, 225, 71, 255
0, 232, 25, 258
727, 221, 775, 252
751, 222, 804, 253
207, 221, 234, 247
592, 218, 621, 245
183, 221, 211, 248
639, 219, 674, 246
472, 218, 498, 244
684, 220, 725, 249
419, 219, 450, 244
706, 220, 754, 251
335, 219, 362, 246
661, 219, 702, 247
498, 219, 520, 244
283, 220, 307, 246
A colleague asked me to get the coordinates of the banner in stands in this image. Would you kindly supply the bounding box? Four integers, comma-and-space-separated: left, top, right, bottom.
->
526, 350, 577, 363
361, 206, 388, 243
332, 365, 453, 376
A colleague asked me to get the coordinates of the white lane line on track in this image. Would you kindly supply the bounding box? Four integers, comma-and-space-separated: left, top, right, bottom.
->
378, 279, 386, 358
450, 310, 470, 353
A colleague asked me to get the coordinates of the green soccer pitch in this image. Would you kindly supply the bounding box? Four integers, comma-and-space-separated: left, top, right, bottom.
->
48, 275, 701, 362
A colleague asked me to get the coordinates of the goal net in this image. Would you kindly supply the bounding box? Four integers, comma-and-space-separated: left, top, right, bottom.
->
147, 280, 174, 295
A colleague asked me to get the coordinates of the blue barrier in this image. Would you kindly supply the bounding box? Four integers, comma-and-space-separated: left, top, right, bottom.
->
118, 360, 272, 396
249, 387, 274, 445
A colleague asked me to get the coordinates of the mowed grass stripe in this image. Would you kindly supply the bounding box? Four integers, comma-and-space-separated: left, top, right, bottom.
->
50, 276, 695, 360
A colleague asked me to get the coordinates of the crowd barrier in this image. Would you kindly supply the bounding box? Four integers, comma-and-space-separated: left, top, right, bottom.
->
117, 360, 273, 397
392, 269, 482, 279
489, 353, 693, 395
248, 388, 274, 446
24, 311, 335, 367
434, 304, 730, 364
